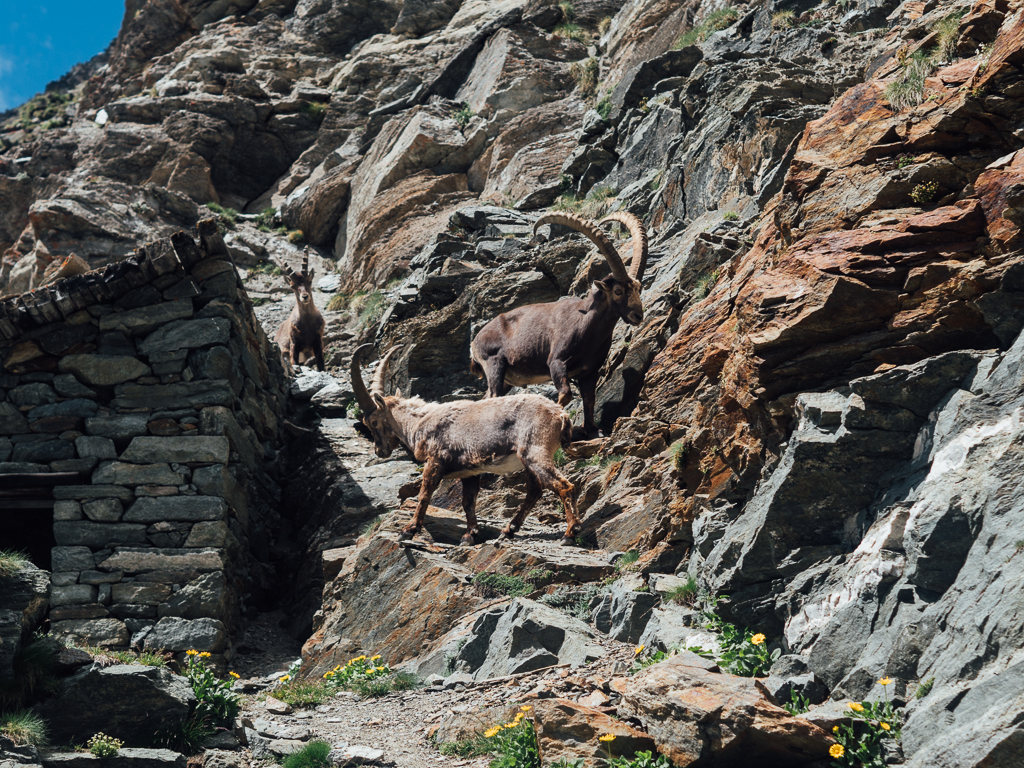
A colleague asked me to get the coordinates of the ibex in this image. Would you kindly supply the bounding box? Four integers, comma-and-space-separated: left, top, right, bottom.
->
350, 344, 581, 546
469, 212, 648, 438
274, 247, 326, 372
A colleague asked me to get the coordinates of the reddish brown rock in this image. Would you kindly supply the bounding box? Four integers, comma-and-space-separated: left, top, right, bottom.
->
533, 698, 657, 768
617, 656, 833, 767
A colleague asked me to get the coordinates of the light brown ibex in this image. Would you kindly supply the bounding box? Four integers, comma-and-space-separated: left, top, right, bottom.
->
469, 212, 648, 438
350, 344, 581, 546
274, 247, 326, 372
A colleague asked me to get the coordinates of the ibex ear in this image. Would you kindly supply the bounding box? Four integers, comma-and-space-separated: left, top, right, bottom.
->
372, 393, 387, 411
579, 280, 612, 314
308, 268, 316, 281
395, 388, 402, 399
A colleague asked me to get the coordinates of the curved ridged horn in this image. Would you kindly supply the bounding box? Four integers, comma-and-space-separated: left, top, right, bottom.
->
534, 213, 630, 285
600, 212, 649, 283
371, 345, 404, 397
302, 247, 310, 276
350, 343, 377, 416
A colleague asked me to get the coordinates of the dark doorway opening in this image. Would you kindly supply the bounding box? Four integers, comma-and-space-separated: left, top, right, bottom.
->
0, 472, 81, 571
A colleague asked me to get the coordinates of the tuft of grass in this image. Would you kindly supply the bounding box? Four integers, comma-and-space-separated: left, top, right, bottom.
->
598, 16, 612, 35
0, 710, 49, 746
151, 712, 213, 755
669, 439, 688, 472
453, 103, 474, 130
269, 678, 334, 708
693, 269, 721, 299
361, 514, 386, 538
885, 49, 933, 111
771, 10, 795, 30
256, 207, 276, 231
554, 23, 589, 44
355, 290, 386, 327
390, 671, 421, 692
723, 211, 739, 221
558, 1, 576, 22
300, 101, 328, 121
916, 676, 935, 699
287, 229, 306, 244
206, 202, 238, 226
568, 57, 600, 99
0, 636, 59, 711
932, 10, 967, 63
554, 448, 567, 468
325, 294, 349, 312
618, 550, 640, 568
0, 550, 30, 578
675, 7, 739, 48
596, 95, 612, 120
438, 734, 493, 757
249, 261, 283, 277
282, 740, 332, 768
664, 575, 699, 606
472, 572, 532, 599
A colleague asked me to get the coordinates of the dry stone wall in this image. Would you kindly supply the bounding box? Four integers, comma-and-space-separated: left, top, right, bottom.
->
0, 220, 287, 660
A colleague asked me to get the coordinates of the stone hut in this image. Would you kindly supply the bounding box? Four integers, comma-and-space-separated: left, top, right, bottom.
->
0, 221, 288, 661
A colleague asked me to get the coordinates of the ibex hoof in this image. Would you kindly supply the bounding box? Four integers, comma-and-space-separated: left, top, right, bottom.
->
498, 529, 515, 541
398, 529, 416, 542
559, 536, 577, 547
460, 532, 476, 547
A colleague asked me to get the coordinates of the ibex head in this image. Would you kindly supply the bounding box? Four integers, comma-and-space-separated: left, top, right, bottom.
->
282, 247, 316, 306
534, 212, 649, 326
350, 344, 404, 459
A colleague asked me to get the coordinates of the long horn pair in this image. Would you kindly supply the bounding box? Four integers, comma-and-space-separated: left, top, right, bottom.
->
600, 212, 648, 283
534, 213, 631, 285
302, 246, 309, 276
350, 344, 404, 416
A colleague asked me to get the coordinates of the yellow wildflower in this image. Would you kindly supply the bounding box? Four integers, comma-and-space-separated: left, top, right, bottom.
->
520, 706, 532, 712
375, 666, 386, 672
186, 649, 198, 656
848, 702, 864, 712
230, 671, 240, 679
880, 722, 890, 731
751, 633, 766, 646
371, 655, 381, 661
878, 677, 893, 686
199, 651, 212, 658
484, 727, 500, 738
833, 726, 839, 733
634, 645, 645, 655
829, 744, 844, 759
598, 734, 616, 742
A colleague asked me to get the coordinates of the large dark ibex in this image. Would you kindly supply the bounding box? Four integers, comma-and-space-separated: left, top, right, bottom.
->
350, 344, 581, 546
274, 247, 326, 372
469, 212, 648, 438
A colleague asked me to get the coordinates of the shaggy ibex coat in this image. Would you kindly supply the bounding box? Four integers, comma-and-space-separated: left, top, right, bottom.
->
470, 212, 648, 437
350, 344, 581, 546
274, 248, 326, 372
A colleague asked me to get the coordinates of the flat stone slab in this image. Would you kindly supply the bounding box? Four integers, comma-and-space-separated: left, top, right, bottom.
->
124, 496, 228, 523
97, 548, 224, 574
40, 748, 185, 768
120, 436, 229, 465
58, 355, 151, 386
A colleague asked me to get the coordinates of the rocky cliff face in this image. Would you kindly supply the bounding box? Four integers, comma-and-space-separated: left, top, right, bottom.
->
5, 0, 1024, 765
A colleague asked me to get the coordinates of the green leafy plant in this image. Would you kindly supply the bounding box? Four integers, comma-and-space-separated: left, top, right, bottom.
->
599, 734, 673, 767
915, 677, 935, 699
206, 202, 238, 227
346, 400, 363, 420
268, 678, 334, 708
554, 447, 567, 468
183, 650, 240, 727
910, 180, 939, 205
282, 740, 332, 768
151, 712, 214, 755
631, 646, 670, 673
829, 679, 903, 767
0, 710, 49, 746
701, 609, 779, 677
785, 688, 812, 716
542, 584, 603, 620
325, 294, 349, 311
483, 707, 540, 768
664, 575, 699, 606
932, 10, 967, 62
674, 7, 739, 48
722, 211, 739, 221
453, 104, 474, 129
320, 653, 416, 698
554, 22, 589, 44
596, 95, 612, 120
473, 572, 532, 599
88, 733, 123, 757
438, 733, 493, 757
693, 269, 721, 299
895, 154, 917, 169
569, 57, 600, 98
669, 439, 688, 472
256, 207, 276, 231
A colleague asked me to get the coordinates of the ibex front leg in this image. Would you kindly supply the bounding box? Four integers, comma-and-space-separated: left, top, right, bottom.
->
400, 458, 444, 541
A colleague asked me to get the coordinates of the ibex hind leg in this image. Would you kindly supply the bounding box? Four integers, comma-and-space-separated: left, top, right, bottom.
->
520, 457, 580, 546
460, 476, 482, 546
499, 471, 541, 541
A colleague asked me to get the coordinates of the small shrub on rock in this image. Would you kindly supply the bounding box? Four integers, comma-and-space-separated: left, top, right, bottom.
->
910, 181, 939, 205
0, 549, 30, 578
829, 679, 903, 767
0, 710, 49, 746
88, 733, 123, 757
664, 575, 699, 606
282, 740, 332, 768
472, 572, 532, 599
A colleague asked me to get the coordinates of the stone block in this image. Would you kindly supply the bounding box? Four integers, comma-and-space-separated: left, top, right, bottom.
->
147, 521, 192, 548
124, 496, 228, 523
120, 436, 229, 465
10, 382, 58, 407
110, 603, 159, 619
51, 584, 98, 607
50, 604, 111, 622
97, 548, 224, 574
99, 301, 194, 335
0, 402, 30, 434
12, 439, 75, 463
28, 398, 99, 420
93, 462, 188, 486
85, 414, 151, 440
53, 484, 134, 501
49, 617, 129, 647
0, 436, 11, 461
41, 749, 185, 768
80, 570, 123, 585
51, 571, 79, 586
184, 521, 229, 548
75, 436, 117, 459
54, 521, 148, 547
144, 616, 227, 652
58, 355, 151, 386
82, 499, 124, 522
54, 373, 98, 399
111, 583, 173, 605
54, 500, 83, 521
138, 318, 230, 356
198, 408, 253, 468
112, 380, 235, 410
52, 546, 96, 571
159, 572, 231, 622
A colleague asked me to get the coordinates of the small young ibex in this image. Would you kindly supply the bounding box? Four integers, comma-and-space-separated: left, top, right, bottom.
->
350, 344, 581, 546
470, 212, 648, 437
274, 247, 326, 372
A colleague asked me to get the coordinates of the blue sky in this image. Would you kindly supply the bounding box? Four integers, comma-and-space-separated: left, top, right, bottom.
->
0, 2, 124, 112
